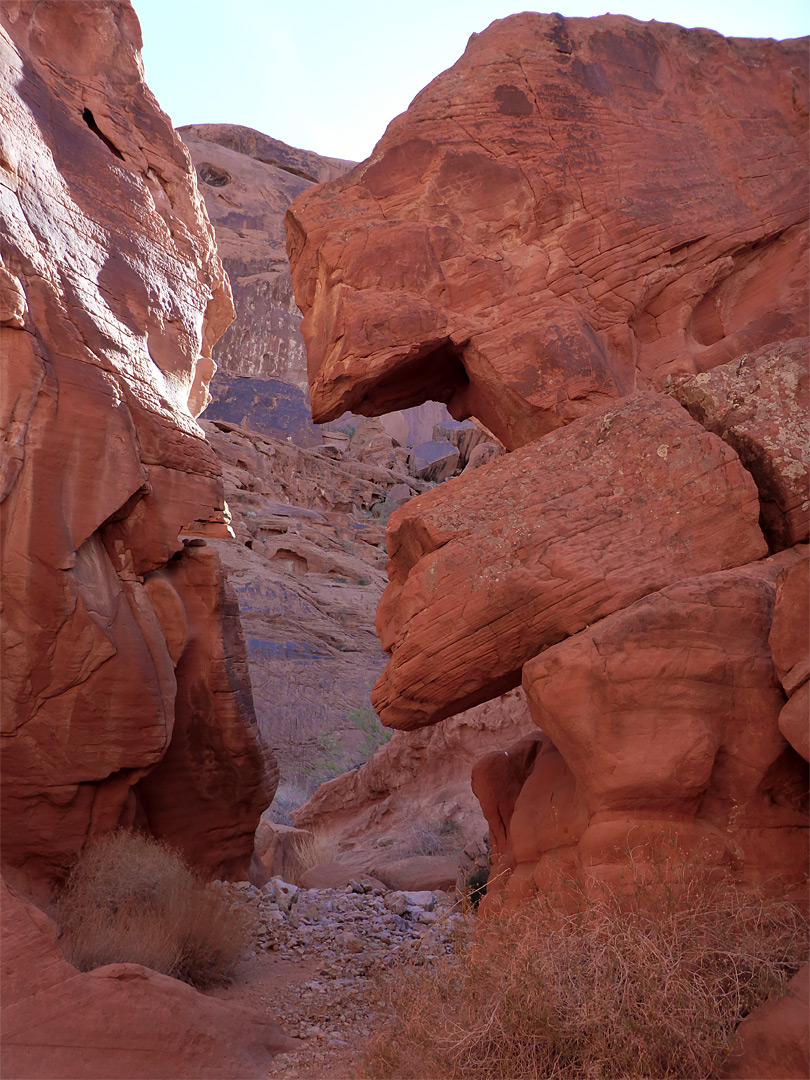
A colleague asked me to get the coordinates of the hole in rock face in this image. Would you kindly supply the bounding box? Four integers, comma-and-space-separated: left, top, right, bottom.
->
197, 162, 231, 187
82, 108, 124, 160
353, 341, 471, 418
271, 549, 308, 577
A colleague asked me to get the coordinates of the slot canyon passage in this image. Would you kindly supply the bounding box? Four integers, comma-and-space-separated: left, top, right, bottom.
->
0, 2, 808, 1079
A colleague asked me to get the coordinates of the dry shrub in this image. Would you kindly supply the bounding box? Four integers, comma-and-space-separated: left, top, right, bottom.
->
287, 829, 340, 882
361, 869, 808, 1079
57, 830, 249, 988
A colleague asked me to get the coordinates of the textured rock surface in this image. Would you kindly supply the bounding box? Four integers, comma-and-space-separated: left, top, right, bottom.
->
721, 964, 810, 1080
287, 14, 808, 447
201, 417, 401, 779
769, 553, 810, 761
181, 124, 352, 389
373, 393, 767, 730
0, 878, 296, 1079
672, 338, 809, 550
499, 551, 808, 898
205, 372, 322, 446
0, 1, 272, 893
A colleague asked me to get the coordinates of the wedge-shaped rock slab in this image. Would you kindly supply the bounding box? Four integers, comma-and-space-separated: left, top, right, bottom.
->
372, 393, 767, 729
673, 338, 809, 550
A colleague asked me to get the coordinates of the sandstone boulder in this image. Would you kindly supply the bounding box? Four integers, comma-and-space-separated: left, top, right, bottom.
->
672, 338, 809, 550
721, 964, 810, 1080
286, 14, 808, 448
407, 439, 460, 482
475, 551, 808, 899
293, 689, 536, 854
769, 553, 810, 761
371, 855, 458, 892
0, 878, 296, 1079
373, 394, 767, 730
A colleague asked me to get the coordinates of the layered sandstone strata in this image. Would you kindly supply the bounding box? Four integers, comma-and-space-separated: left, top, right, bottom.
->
0, 0, 273, 894
286, 12, 809, 905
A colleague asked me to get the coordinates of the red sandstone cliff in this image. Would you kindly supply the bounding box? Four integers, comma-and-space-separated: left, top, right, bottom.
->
286, 13, 809, 906
0, 0, 274, 896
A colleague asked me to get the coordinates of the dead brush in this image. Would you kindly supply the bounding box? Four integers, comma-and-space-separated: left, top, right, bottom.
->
286, 829, 340, 883
361, 867, 808, 1079
56, 830, 249, 988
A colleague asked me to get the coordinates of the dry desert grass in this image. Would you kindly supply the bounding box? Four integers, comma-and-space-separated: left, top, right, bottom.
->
57, 830, 249, 988
361, 868, 808, 1079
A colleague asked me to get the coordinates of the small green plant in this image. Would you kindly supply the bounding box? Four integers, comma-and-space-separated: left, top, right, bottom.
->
307, 732, 349, 780
351, 702, 393, 760
358, 576, 370, 586
56, 830, 249, 988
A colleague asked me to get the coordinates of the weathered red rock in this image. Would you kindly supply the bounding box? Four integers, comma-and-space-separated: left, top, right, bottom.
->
287, 14, 808, 449
0, 0, 272, 894
672, 338, 809, 550
180, 124, 352, 391
372, 393, 766, 730
476, 551, 808, 899
0, 878, 296, 1079
721, 964, 810, 1080
769, 553, 810, 761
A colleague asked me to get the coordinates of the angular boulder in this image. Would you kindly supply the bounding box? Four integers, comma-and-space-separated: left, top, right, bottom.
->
407, 439, 460, 482
672, 338, 809, 550
373, 393, 767, 729
769, 553, 810, 761
287, 14, 808, 448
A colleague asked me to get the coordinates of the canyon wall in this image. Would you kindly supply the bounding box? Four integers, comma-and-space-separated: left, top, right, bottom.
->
287, 13, 809, 901
0, 0, 274, 895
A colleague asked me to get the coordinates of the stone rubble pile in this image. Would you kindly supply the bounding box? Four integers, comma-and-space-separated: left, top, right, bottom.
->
213, 876, 465, 1069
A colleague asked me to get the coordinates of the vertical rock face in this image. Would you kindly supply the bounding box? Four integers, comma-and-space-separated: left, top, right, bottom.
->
287, 14, 807, 449
286, 12, 809, 902
0, 0, 273, 893
180, 123, 354, 391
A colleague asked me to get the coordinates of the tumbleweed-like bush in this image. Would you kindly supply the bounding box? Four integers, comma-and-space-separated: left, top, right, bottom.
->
57, 830, 249, 988
362, 867, 808, 1079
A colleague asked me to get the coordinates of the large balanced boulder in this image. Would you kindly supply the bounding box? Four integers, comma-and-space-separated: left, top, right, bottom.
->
0, 0, 274, 894
287, 14, 807, 448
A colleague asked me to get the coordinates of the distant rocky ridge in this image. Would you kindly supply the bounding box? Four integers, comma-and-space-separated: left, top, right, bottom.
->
179, 123, 353, 390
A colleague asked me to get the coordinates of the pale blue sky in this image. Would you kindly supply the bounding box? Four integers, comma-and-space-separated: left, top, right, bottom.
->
133, 0, 809, 162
